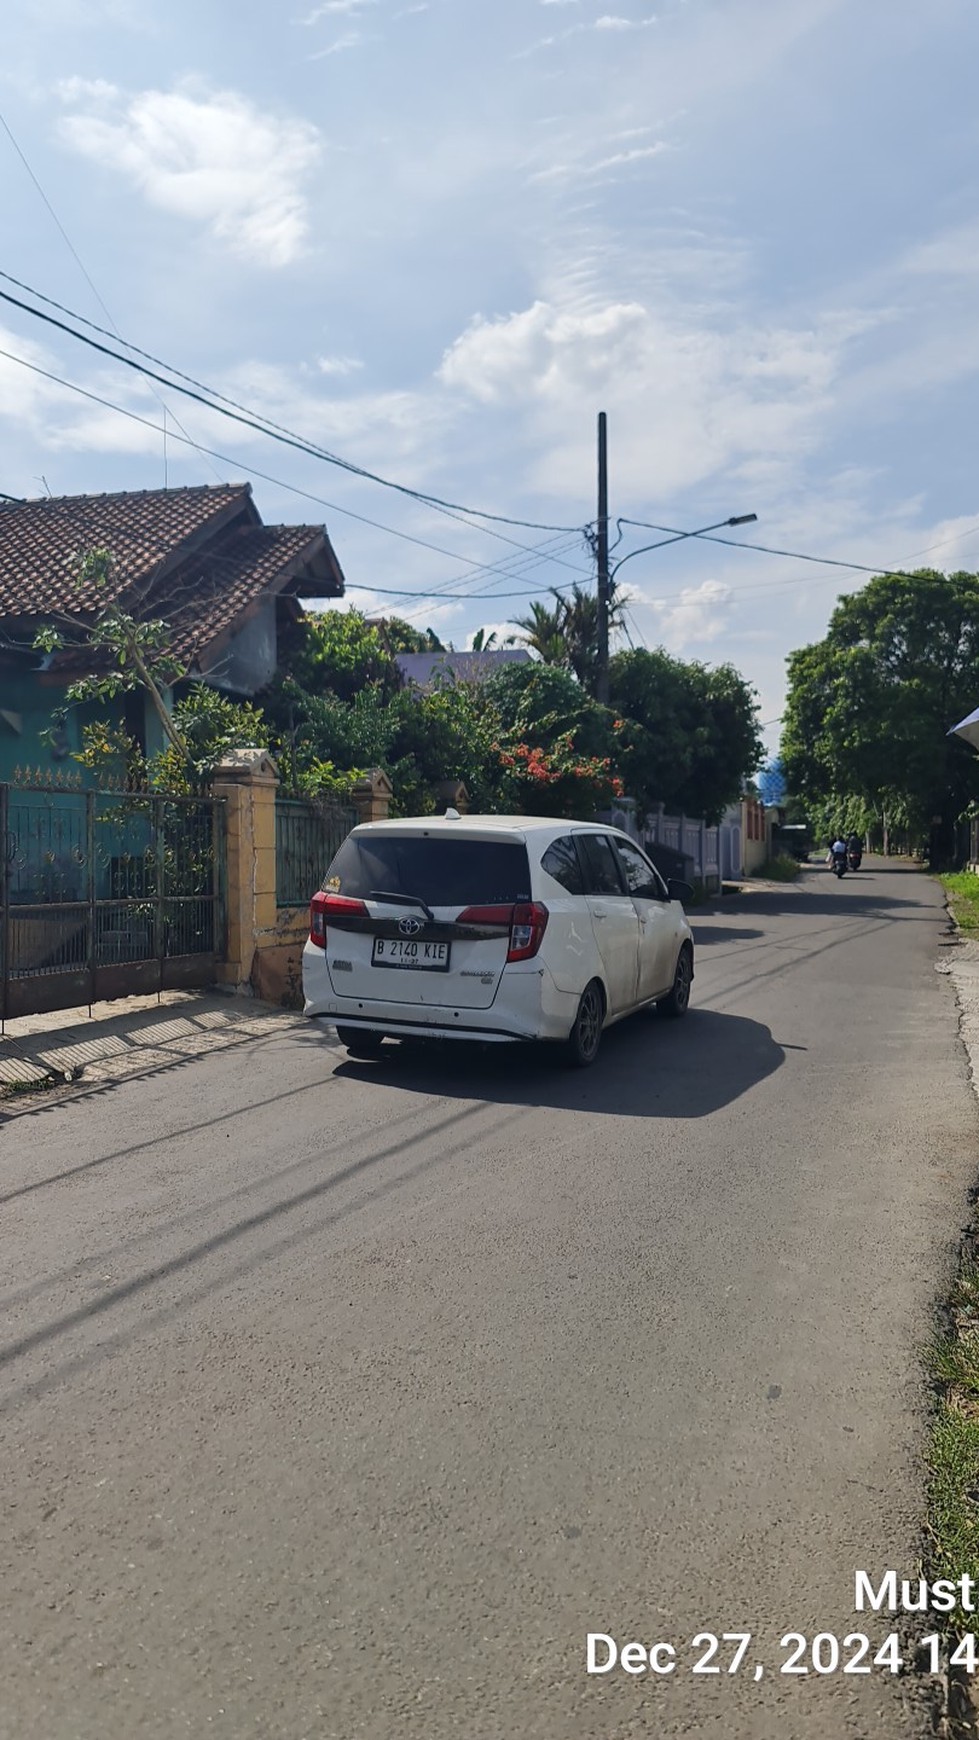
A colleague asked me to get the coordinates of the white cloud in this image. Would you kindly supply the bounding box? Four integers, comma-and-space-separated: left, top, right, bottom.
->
437, 292, 867, 502
56, 76, 120, 103
645, 578, 734, 648
300, 0, 374, 19
903, 219, 979, 279
439, 298, 649, 404
592, 143, 668, 170
57, 80, 321, 267
340, 589, 464, 631
308, 31, 368, 56
594, 14, 656, 28
0, 326, 75, 426
529, 138, 669, 182
316, 354, 365, 376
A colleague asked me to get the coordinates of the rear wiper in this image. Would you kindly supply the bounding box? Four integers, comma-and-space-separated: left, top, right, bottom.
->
366, 889, 436, 923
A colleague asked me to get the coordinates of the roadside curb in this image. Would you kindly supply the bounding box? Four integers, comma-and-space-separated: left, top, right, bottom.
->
0, 989, 303, 1112
928, 900, 979, 1739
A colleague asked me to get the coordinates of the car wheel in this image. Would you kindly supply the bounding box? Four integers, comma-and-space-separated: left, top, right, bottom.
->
336, 1026, 386, 1058
565, 980, 604, 1068
658, 944, 693, 1018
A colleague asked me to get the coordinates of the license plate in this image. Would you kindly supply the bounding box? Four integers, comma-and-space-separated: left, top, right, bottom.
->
371, 937, 450, 971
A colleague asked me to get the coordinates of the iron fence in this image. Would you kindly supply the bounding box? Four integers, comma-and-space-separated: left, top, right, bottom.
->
1, 782, 226, 1020
275, 798, 358, 907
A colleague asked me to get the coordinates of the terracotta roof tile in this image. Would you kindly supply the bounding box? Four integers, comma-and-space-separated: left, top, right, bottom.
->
0, 484, 251, 616
0, 483, 345, 669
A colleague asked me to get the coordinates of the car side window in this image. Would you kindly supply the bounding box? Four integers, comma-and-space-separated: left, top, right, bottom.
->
612, 838, 668, 902
576, 833, 626, 895
540, 836, 587, 895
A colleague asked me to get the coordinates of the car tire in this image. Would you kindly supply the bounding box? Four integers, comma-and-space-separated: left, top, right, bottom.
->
336, 1027, 386, 1058
657, 944, 693, 1018
565, 980, 604, 1068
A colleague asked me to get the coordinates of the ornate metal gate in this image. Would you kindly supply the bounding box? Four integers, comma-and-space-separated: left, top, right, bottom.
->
0, 781, 226, 1020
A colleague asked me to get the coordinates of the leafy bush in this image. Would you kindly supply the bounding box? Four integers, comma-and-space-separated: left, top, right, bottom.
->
755, 853, 802, 881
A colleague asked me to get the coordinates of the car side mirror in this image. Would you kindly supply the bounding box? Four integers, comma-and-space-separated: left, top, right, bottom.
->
667, 879, 694, 905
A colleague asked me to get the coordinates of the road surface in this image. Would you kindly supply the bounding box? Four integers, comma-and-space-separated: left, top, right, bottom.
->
1, 862, 975, 1739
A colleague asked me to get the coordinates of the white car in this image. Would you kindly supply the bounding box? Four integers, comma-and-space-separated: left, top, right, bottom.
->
302, 814, 695, 1068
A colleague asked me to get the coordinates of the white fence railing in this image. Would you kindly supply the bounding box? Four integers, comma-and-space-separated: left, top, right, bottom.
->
603, 801, 727, 890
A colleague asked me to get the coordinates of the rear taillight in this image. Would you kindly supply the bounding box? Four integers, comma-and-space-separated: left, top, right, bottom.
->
455, 902, 548, 960
309, 890, 367, 947
506, 901, 548, 962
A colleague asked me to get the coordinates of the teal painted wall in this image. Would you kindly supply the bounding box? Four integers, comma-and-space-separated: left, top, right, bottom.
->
0, 674, 159, 786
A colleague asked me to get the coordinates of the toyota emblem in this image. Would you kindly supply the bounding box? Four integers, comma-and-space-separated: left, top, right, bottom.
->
398, 916, 423, 936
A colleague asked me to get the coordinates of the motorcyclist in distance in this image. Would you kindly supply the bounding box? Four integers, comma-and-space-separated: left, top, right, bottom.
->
828, 834, 848, 873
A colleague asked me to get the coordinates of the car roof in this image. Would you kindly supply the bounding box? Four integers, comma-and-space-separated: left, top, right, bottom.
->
350, 814, 620, 838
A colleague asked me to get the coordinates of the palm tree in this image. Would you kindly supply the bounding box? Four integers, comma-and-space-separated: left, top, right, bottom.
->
511, 599, 569, 668
512, 583, 626, 694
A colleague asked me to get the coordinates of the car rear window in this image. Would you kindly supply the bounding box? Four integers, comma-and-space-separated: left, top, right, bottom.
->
323, 835, 532, 906
540, 836, 587, 895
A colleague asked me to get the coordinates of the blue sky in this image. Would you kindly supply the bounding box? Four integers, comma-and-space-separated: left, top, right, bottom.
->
2, 0, 978, 755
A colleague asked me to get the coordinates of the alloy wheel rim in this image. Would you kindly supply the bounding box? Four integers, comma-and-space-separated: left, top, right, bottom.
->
675, 954, 691, 1007
579, 987, 602, 1055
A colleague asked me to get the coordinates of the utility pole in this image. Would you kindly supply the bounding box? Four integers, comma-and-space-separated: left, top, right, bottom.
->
596, 410, 610, 705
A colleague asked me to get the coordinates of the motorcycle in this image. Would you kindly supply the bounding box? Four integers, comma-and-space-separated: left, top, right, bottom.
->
831, 853, 847, 879
847, 848, 862, 871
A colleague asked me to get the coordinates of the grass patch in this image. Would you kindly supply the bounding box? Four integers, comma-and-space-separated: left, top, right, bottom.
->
926, 1401, 979, 1633
927, 1333, 979, 1397
950, 1261, 979, 1316
940, 873, 979, 935
755, 853, 802, 881
0, 1070, 59, 1102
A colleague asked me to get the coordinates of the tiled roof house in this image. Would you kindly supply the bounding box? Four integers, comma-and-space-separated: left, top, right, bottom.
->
0, 482, 345, 778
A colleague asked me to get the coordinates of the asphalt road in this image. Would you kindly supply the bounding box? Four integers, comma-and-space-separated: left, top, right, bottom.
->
1, 862, 976, 1740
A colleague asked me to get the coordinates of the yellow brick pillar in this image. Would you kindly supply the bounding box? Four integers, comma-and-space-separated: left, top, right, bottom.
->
351, 768, 394, 824
210, 748, 280, 992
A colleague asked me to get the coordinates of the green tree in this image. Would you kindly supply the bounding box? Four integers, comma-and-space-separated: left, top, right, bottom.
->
278, 608, 402, 701
484, 661, 617, 760
608, 649, 763, 823
781, 570, 979, 865
34, 546, 190, 763
151, 686, 271, 793
511, 582, 626, 694
372, 617, 445, 654
511, 599, 567, 668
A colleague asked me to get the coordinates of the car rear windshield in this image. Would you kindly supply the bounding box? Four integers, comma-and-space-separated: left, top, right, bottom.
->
323, 835, 532, 907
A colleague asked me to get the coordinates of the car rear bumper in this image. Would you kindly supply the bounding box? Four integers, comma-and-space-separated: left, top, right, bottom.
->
311, 1014, 535, 1044
302, 947, 579, 1043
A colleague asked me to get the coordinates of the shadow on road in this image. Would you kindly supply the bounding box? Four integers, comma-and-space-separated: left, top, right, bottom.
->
718, 865, 933, 921
334, 1006, 785, 1118
691, 926, 765, 946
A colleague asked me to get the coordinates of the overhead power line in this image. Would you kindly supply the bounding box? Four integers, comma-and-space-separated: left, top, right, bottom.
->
0, 344, 593, 603
0, 110, 226, 488
618, 517, 963, 589
0, 270, 582, 539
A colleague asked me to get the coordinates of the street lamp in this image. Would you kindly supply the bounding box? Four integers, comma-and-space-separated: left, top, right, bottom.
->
609, 514, 758, 584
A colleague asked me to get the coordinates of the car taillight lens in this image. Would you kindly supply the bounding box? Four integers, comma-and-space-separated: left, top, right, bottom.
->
506, 901, 548, 962
309, 890, 367, 947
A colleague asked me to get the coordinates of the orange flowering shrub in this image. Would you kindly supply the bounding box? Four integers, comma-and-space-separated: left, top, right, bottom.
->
495, 730, 623, 817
